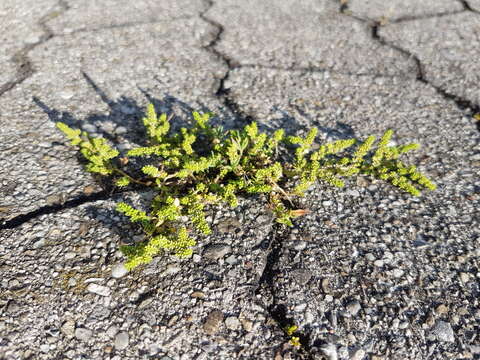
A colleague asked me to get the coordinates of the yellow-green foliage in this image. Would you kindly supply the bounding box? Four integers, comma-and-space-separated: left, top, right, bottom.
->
56, 104, 436, 270
285, 324, 301, 347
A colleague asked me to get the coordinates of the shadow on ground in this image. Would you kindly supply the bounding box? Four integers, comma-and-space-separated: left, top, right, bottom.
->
21, 71, 360, 249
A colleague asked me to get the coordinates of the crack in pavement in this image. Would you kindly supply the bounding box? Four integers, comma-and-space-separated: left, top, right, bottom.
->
58, 16, 195, 36
253, 228, 314, 359
343, 8, 468, 25
199, 0, 255, 127
1, 2, 257, 231
198, 3, 320, 350
199, 3, 312, 351
461, 0, 480, 13
0, 189, 132, 230
0, 190, 113, 230
340, 3, 480, 133
0, 0, 70, 97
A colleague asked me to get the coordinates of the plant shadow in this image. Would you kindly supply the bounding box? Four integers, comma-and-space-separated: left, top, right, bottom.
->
32, 71, 357, 257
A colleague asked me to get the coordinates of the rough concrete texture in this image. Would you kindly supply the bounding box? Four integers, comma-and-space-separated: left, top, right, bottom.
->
47, 0, 207, 34
206, 0, 417, 77
466, 0, 480, 11
229, 67, 480, 358
0, 108, 101, 223
347, 0, 464, 22
0, 17, 227, 221
0, 193, 286, 359
0, 0, 60, 92
380, 12, 480, 108
1, 0, 480, 359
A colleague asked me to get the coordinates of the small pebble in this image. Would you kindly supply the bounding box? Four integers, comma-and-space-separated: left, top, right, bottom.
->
115, 126, 127, 135
346, 300, 361, 316
225, 255, 238, 265
203, 244, 231, 260
392, 269, 404, 278
61, 320, 75, 338
294, 241, 307, 251
59, 90, 74, 100
8, 279, 21, 289
106, 325, 118, 338
255, 214, 271, 225
430, 320, 455, 342
163, 264, 181, 275
111, 264, 128, 278
46, 194, 64, 205
87, 283, 111, 297
149, 344, 161, 356
75, 327, 93, 342
320, 343, 338, 360
435, 304, 449, 315
350, 348, 365, 360
224, 316, 241, 330
33, 239, 46, 249
119, 105, 136, 114
191, 291, 205, 299
115, 332, 129, 350
365, 253, 375, 261
374, 259, 384, 267
82, 124, 97, 133
240, 319, 253, 332
65, 252, 76, 260
321, 278, 331, 293
203, 310, 223, 335
460, 272, 470, 283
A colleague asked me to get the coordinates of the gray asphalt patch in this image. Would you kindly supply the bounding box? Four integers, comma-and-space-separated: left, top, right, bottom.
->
206, 0, 417, 77
347, 0, 464, 22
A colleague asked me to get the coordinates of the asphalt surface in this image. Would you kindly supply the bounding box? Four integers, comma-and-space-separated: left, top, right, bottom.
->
1, 1, 479, 359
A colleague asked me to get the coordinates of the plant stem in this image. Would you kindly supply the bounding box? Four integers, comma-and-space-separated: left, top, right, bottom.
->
113, 167, 152, 186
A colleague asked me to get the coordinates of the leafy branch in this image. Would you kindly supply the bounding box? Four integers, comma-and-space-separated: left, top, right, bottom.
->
56, 104, 435, 270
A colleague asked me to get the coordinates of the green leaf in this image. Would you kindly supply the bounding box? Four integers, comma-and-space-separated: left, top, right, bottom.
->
55, 103, 437, 271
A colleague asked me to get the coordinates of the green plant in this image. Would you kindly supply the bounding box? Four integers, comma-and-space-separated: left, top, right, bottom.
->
284, 324, 301, 347
56, 104, 436, 270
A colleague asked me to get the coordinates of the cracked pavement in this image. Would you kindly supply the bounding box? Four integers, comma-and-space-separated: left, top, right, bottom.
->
0, 0, 479, 359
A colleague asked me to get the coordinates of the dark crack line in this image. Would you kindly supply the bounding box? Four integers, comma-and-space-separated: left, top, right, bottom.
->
253, 228, 314, 359
344, 8, 468, 25
62, 16, 194, 36
0, 0, 70, 97
0, 189, 122, 230
199, 0, 255, 126
198, 0, 323, 347
385, 9, 468, 24
460, 0, 480, 13
340, 4, 480, 132
369, 24, 423, 81
371, 23, 480, 123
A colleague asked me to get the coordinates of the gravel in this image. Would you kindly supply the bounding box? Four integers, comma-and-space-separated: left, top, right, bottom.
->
1, 0, 479, 358
114, 331, 130, 350
74, 328, 93, 342
111, 264, 129, 279
86, 283, 111, 297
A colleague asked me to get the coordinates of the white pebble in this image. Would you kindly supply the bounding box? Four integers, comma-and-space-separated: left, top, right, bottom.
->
111, 264, 128, 279
87, 283, 111, 297
115, 332, 129, 350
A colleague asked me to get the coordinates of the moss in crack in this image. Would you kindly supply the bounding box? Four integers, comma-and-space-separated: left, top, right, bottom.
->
56, 103, 436, 271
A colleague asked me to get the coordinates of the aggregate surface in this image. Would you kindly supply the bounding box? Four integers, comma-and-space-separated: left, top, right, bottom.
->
1, 0, 479, 359
347, 0, 464, 22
